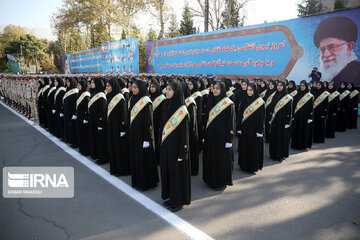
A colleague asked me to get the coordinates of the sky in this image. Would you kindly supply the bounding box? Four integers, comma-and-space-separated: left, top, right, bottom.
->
0, 0, 302, 41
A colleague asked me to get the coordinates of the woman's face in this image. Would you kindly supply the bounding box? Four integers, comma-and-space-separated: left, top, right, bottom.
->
131, 83, 139, 95
54, 80, 58, 87
213, 83, 221, 97
269, 83, 274, 90
316, 82, 322, 90
49, 79, 53, 86
166, 85, 174, 99
150, 84, 156, 93
204, 79, 208, 86
328, 84, 334, 90
347, 83, 352, 89
288, 83, 294, 88
241, 82, 247, 90
197, 81, 201, 89
106, 83, 112, 93
188, 81, 194, 91
160, 80, 164, 86
77, 83, 82, 91
91, 80, 95, 89
260, 82, 265, 88
300, 83, 306, 91
247, 86, 254, 97
66, 80, 71, 88
340, 83, 345, 88
277, 83, 283, 92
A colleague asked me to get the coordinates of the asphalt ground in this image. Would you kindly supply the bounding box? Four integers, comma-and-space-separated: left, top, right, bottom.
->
1, 101, 360, 240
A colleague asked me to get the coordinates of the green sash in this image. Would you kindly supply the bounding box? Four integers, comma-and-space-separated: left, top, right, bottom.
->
162, 105, 189, 143
206, 97, 233, 128
242, 97, 265, 123
47, 87, 56, 97
130, 96, 152, 124
339, 90, 350, 101
294, 92, 313, 114
76, 91, 91, 109
226, 90, 234, 97
328, 91, 340, 103
54, 87, 66, 101
230, 86, 235, 92
289, 90, 298, 97
121, 88, 129, 95
153, 95, 166, 111
63, 88, 79, 103
185, 96, 196, 108
201, 89, 209, 96
162, 88, 167, 94
260, 90, 267, 98
314, 91, 330, 108
88, 92, 107, 109
350, 90, 359, 99
107, 93, 125, 117
265, 91, 276, 108
191, 91, 202, 100
271, 94, 292, 123
38, 85, 49, 97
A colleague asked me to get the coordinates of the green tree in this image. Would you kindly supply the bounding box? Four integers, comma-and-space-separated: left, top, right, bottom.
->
334, 0, 345, 10
121, 29, 127, 39
297, 0, 323, 17
147, 28, 158, 41
166, 13, 180, 38
179, 4, 196, 36
220, 0, 244, 29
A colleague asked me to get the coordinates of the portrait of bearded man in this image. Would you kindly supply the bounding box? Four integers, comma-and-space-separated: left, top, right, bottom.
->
314, 16, 360, 87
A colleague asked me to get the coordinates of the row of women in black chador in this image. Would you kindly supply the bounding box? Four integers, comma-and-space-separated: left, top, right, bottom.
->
35, 74, 359, 212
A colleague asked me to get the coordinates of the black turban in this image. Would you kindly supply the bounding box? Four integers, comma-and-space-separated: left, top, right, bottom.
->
313, 16, 358, 48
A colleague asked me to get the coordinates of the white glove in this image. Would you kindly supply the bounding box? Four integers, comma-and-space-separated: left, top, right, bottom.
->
256, 133, 263, 137
59, 113, 64, 117
202, 139, 205, 143
355, 108, 358, 110
307, 119, 313, 123
321, 116, 325, 118
225, 142, 232, 148
83, 119, 88, 124
97, 127, 103, 131
177, 158, 183, 162
120, 132, 125, 137
143, 141, 150, 148
52, 109, 56, 114
71, 115, 77, 120
285, 124, 290, 128
333, 113, 336, 116
269, 121, 272, 125
237, 130, 242, 135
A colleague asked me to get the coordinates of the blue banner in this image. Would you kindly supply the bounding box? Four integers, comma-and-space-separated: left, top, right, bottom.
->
146, 7, 360, 86
62, 38, 139, 75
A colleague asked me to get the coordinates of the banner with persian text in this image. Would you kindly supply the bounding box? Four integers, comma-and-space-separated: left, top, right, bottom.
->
7, 54, 21, 73
62, 38, 139, 75
146, 7, 360, 86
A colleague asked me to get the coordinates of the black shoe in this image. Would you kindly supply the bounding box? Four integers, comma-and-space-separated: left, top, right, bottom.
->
169, 205, 182, 212
213, 185, 226, 191
163, 200, 172, 207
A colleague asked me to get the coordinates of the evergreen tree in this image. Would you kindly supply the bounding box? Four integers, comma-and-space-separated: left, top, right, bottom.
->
220, 0, 241, 29
179, 4, 197, 36
121, 29, 127, 39
147, 28, 158, 41
334, 0, 345, 10
167, 14, 180, 38
297, 0, 323, 17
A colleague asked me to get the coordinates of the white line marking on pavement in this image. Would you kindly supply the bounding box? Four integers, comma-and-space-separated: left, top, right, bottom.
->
0, 102, 214, 240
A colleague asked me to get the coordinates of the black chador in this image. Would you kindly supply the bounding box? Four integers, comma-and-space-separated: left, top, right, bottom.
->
263, 80, 277, 143
311, 82, 329, 143
181, 82, 199, 176
336, 82, 349, 132
128, 79, 158, 191
269, 81, 292, 161
37, 80, 45, 127
149, 80, 165, 164
291, 80, 314, 150
76, 80, 91, 156
237, 83, 265, 174
38, 77, 50, 128
119, 78, 130, 103
89, 78, 108, 164
54, 78, 66, 139
46, 77, 56, 134
160, 80, 191, 212
197, 79, 208, 138
346, 83, 358, 129
106, 78, 130, 176
189, 78, 203, 151
203, 82, 235, 190
326, 83, 340, 138
63, 77, 79, 147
